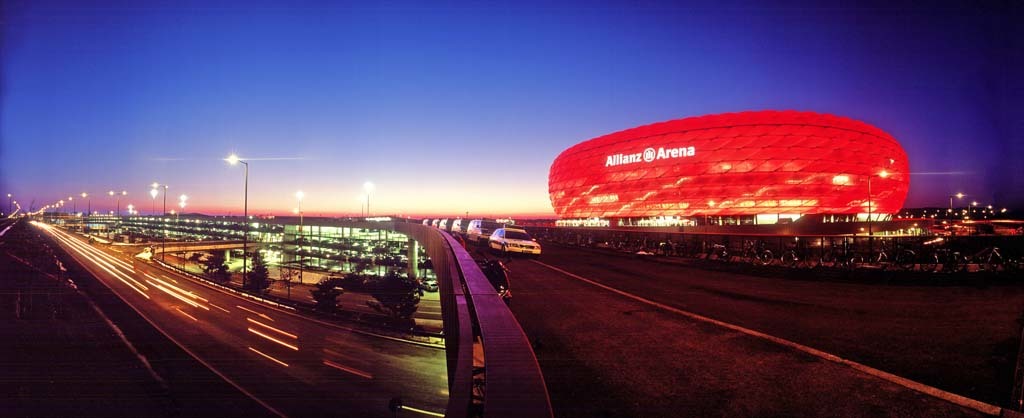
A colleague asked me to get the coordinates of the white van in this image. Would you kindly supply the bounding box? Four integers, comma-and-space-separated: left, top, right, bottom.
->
466, 219, 503, 244
450, 218, 464, 234
439, 219, 449, 231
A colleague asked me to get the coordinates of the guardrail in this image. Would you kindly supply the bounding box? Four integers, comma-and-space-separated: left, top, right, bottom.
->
394, 221, 552, 418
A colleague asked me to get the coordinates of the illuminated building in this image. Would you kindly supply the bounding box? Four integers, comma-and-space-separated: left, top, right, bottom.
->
549, 110, 910, 228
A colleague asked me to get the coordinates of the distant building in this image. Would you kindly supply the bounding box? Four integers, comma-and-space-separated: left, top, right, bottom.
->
549, 110, 911, 232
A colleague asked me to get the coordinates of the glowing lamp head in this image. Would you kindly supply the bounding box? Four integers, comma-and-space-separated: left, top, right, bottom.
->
295, 190, 304, 201
149, 189, 158, 199
225, 154, 240, 165
363, 181, 375, 193
878, 170, 889, 178
121, 190, 127, 196
956, 193, 964, 199
179, 194, 188, 202
108, 190, 114, 196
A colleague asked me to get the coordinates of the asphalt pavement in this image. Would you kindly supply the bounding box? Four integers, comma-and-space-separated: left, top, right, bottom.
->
492, 243, 1016, 417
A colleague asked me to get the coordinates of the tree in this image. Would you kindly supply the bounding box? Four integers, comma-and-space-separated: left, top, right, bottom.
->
246, 250, 271, 292
310, 276, 344, 312
368, 270, 420, 320
202, 251, 230, 283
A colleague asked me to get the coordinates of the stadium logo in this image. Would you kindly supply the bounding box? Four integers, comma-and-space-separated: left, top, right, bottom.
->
606, 146, 695, 167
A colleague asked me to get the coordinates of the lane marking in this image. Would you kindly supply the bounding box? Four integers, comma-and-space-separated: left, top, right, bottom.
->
248, 328, 299, 351
236, 305, 275, 321
175, 307, 199, 322
209, 302, 231, 313
248, 347, 290, 368
322, 359, 374, 380
531, 259, 1003, 417
147, 280, 208, 310
399, 405, 445, 417
247, 317, 298, 339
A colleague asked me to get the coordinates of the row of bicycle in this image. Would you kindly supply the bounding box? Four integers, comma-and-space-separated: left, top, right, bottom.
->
698, 241, 1019, 273
541, 235, 1021, 273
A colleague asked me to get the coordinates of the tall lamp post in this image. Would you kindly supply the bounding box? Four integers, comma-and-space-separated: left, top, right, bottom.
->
152, 183, 168, 261
226, 154, 249, 289
81, 192, 90, 231
150, 186, 159, 216
81, 192, 90, 216
363, 181, 374, 217
295, 190, 304, 285
109, 190, 127, 218
948, 192, 964, 220
68, 196, 74, 216
866, 169, 890, 237
6, 193, 11, 215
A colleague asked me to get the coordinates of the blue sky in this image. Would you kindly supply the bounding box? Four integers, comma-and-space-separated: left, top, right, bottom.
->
2, 0, 1021, 216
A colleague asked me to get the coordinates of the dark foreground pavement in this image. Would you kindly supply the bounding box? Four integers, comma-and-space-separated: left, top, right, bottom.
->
500, 247, 997, 417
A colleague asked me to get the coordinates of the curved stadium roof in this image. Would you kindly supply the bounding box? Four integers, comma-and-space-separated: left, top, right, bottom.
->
548, 110, 910, 218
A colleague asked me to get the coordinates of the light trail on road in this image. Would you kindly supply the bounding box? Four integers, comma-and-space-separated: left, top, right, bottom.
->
31, 221, 449, 417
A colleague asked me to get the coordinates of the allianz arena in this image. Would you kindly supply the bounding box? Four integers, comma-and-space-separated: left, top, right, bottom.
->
548, 110, 910, 225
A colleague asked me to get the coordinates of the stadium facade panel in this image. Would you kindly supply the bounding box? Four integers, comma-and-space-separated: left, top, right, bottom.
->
548, 110, 910, 219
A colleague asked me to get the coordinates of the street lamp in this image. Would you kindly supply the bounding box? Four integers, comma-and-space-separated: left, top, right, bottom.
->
295, 190, 304, 286
127, 204, 134, 216
225, 154, 249, 289
109, 190, 127, 218
866, 169, 889, 237
363, 181, 374, 217
152, 183, 168, 261
81, 192, 90, 218
178, 194, 188, 223
949, 193, 964, 220
149, 186, 159, 216
6, 193, 11, 215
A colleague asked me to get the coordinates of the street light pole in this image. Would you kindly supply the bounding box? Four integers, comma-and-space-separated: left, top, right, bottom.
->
226, 154, 249, 289
296, 190, 304, 286
6, 193, 11, 215
363, 182, 374, 218
948, 193, 964, 220
157, 184, 168, 261
150, 185, 159, 216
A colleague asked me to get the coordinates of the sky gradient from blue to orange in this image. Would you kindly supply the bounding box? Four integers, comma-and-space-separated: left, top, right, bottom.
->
2, 1, 1021, 217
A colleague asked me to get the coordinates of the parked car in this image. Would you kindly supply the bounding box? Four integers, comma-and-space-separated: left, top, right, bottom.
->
439, 219, 449, 231
466, 219, 503, 244
450, 218, 464, 234
488, 227, 542, 257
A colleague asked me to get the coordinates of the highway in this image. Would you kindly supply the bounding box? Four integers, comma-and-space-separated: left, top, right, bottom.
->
33, 221, 448, 418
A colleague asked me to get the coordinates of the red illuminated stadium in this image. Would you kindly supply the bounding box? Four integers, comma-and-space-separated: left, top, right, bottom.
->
548, 110, 910, 225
